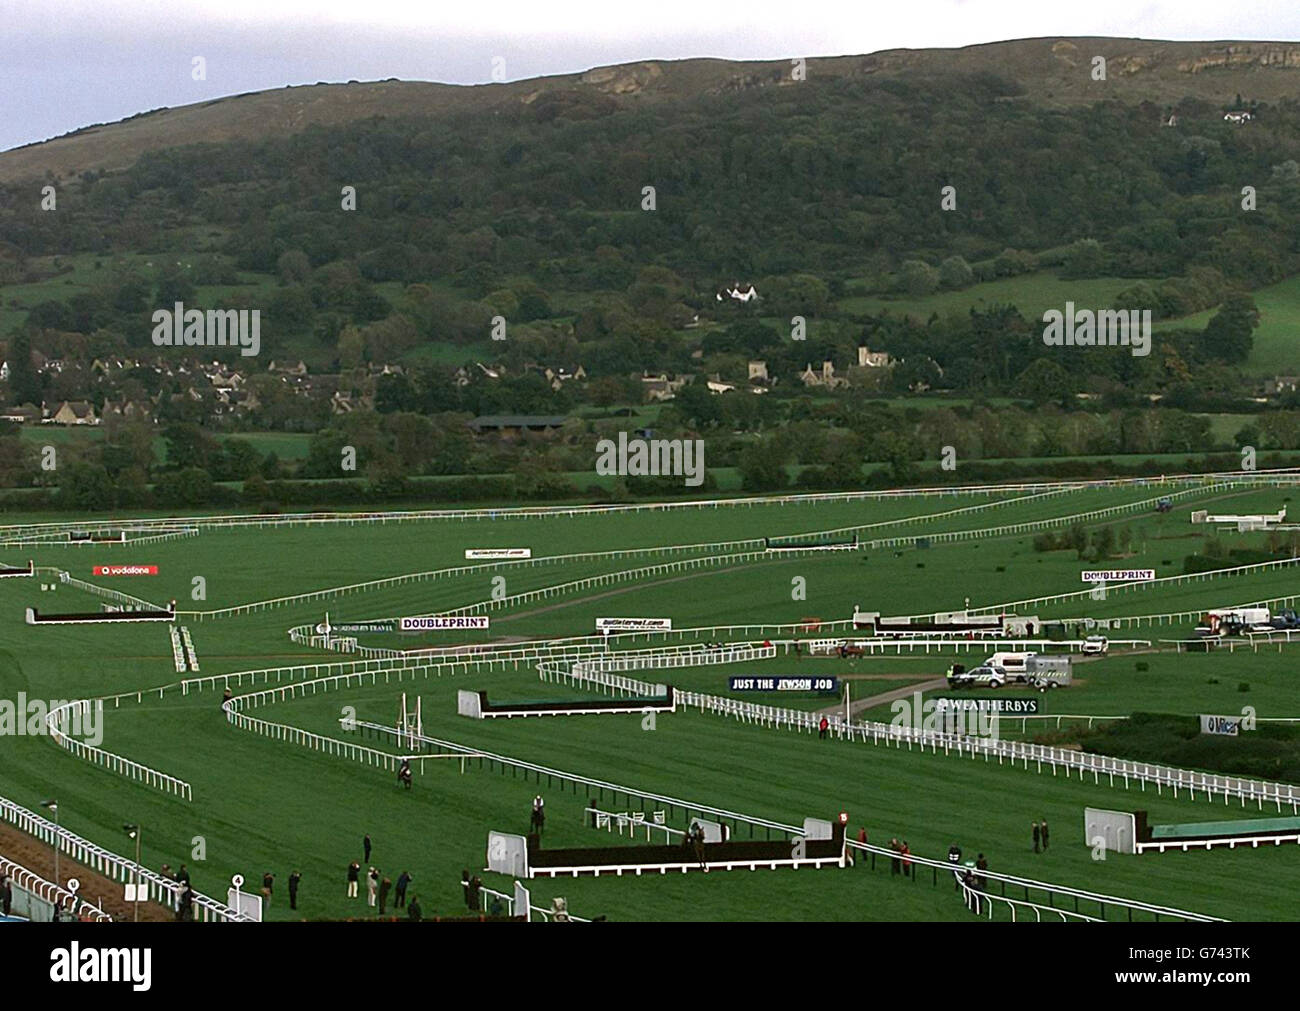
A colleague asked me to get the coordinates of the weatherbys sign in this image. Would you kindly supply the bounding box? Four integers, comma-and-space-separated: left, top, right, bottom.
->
595, 617, 672, 632
1199, 714, 1244, 736
465, 548, 531, 560
399, 616, 489, 631
1080, 569, 1156, 583
934, 697, 1041, 715
93, 565, 158, 576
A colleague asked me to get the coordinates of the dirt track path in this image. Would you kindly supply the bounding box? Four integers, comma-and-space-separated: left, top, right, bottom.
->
0, 822, 174, 921
815, 677, 948, 718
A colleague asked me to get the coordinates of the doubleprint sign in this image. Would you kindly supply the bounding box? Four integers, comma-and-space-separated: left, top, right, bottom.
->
1080, 569, 1155, 582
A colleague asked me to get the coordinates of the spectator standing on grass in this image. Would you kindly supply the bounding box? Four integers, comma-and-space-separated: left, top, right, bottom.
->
461, 869, 471, 909
408, 895, 422, 921
346, 861, 360, 899
176, 864, 190, 887
889, 838, 901, 876
818, 715, 829, 740
262, 871, 274, 904
395, 870, 411, 909
1032, 821, 1040, 854
1041, 819, 1050, 851
975, 853, 988, 890
468, 875, 483, 912
367, 867, 379, 907
901, 841, 912, 877
378, 875, 392, 915
2, 875, 11, 916
363, 834, 372, 864
288, 870, 301, 911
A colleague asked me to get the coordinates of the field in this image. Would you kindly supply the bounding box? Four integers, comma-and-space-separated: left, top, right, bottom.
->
3, 473, 1300, 922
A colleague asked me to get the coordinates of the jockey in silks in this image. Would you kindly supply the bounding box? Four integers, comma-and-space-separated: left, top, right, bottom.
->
398, 758, 413, 790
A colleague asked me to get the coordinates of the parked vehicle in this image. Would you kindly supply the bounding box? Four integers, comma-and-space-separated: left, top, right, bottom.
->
1081, 635, 1109, 655
946, 663, 1009, 689
1269, 610, 1300, 629
1198, 608, 1271, 637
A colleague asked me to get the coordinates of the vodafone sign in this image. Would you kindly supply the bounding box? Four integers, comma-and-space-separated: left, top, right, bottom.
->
93, 565, 158, 577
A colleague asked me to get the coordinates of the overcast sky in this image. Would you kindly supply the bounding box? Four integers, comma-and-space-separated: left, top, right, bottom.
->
2, 0, 1298, 152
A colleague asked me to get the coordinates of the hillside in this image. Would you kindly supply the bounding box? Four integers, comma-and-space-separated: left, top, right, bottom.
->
5, 36, 1300, 182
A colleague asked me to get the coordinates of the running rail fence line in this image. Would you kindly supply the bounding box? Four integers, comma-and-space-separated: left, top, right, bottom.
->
88, 637, 1217, 922
172, 488, 1102, 621
964, 555, 1300, 618
554, 651, 1300, 814
0, 853, 113, 922
345, 719, 1219, 922
59, 476, 1292, 626
2, 467, 1296, 538
58, 571, 163, 611
43, 700, 193, 801
0, 472, 1239, 538
0, 797, 247, 921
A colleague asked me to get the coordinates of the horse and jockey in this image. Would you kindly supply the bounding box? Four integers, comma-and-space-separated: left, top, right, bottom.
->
397, 758, 413, 790
530, 794, 546, 835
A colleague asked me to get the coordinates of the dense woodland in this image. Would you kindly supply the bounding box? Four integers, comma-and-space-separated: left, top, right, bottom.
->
1, 68, 1299, 507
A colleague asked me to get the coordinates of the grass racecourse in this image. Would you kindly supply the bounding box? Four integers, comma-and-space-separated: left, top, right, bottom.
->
2, 475, 1300, 922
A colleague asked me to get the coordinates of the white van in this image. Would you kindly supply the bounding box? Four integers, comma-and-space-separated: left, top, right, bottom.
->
985, 652, 1036, 679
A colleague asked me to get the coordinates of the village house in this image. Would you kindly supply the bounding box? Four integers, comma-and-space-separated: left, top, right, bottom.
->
747, 361, 769, 383
46, 400, 98, 425
268, 360, 309, 377
100, 399, 153, 423
330, 390, 376, 415
534, 364, 587, 391
799, 360, 849, 390
1264, 375, 1300, 397
716, 282, 759, 303
640, 372, 688, 403
857, 346, 891, 368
